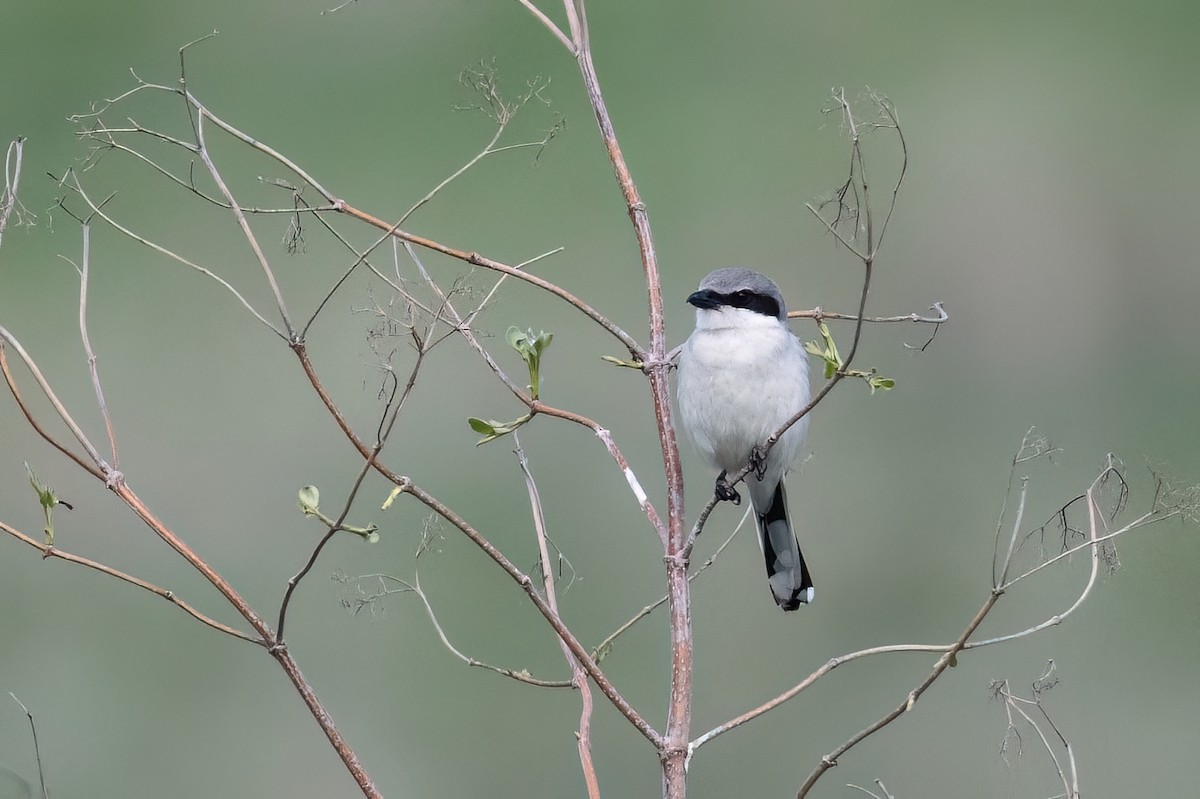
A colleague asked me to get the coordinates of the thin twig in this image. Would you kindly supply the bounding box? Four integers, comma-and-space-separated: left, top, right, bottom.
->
519, 0, 576, 52
3, 336, 378, 795
993, 427, 1054, 586
404, 242, 667, 545
515, 438, 601, 798
594, 508, 748, 661
76, 223, 120, 471
993, 671, 1079, 799
57, 173, 285, 338
791, 460, 1119, 797
794, 589, 1001, 798
7, 693, 49, 799
88, 135, 318, 213
191, 99, 295, 338
392, 478, 662, 747
0, 325, 108, 475
278, 336, 428, 642
790, 301, 946, 325
0, 344, 104, 480
340, 201, 642, 355
0, 519, 262, 644
302, 101, 553, 336
1, 137, 29, 246
691, 456, 1177, 756
291, 311, 656, 744
557, 7, 690, 790
352, 572, 572, 687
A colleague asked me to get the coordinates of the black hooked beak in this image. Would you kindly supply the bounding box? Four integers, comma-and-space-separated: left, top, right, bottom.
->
686, 289, 723, 310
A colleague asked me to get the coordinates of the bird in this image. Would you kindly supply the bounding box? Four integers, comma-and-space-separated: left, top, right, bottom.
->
676, 267, 814, 610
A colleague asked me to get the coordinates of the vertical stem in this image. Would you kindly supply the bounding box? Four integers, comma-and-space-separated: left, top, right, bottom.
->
574, 25, 691, 797
661, 559, 692, 799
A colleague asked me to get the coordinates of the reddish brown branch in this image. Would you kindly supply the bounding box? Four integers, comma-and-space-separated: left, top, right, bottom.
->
572, 8, 692, 785
1, 344, 104, 481
336, 202, 642, 356
293, 343, 658, 745
4, 339, 380, 796
516, 442, 601, 797
795, 590, 999, 797
396, 478, 661, 747
1, 519, 262, 645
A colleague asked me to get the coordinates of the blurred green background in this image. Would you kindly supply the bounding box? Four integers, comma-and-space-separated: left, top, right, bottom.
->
2, 1, 1198, 797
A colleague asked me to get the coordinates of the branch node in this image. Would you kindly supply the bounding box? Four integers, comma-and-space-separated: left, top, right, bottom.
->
663, 553, 688, 569
659, 745, 688, 764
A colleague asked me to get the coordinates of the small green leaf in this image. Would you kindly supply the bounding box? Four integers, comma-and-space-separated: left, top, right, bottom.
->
507, 326, 553, 399
805, 322, 842, 379
468, 417, 498, 435
505, 325, 526, 352
25, 462, 55, 510
298, 485, 320, 516
381, 486, 404, 510
467, 413, 532, 445
601, 355, 644, 369
868, 376, 896, 394
26, 462, 63, 545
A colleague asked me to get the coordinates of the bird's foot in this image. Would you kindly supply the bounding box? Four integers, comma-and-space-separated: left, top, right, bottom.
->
714, 471, 741, 505
749, 445, 769, 480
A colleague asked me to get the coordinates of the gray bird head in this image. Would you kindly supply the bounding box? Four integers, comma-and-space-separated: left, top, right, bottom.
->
686, 267, 788, 322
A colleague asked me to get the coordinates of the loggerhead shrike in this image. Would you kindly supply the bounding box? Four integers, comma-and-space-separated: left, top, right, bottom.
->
676, 267, 814, 610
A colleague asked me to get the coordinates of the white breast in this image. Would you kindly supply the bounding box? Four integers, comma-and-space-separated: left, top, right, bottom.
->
677, 306, 811, 477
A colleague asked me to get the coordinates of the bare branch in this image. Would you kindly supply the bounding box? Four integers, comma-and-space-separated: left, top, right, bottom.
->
514, 438, 601, 798
339, 571, 572, 688
0, 325, 108, 476
1, 138, 33, 246
691, 449, 1183, 760
789, 301, 947, 326
403, 242, 667, 545
992, 664, 1079, 799
518, 0, 576, 52
7, 694, 48, 799
191, 102, 295, 338
548, 7, 690, 790
0, 519, 262, 644
3, 331, 378, 794
846, 780, 894, 799
278, 328, 430, 642
56, 172, 286, 338
76, 224, 120, 472
1, 344, 105, 481
596, 508, 749, 661
300, 77, 558, 336
390, 478, 662, 747
340, 200, 642, 355
795, 589, 1001, 797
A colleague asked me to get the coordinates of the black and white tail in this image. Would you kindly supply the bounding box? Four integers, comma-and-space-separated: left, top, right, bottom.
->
755, 481, 813, 611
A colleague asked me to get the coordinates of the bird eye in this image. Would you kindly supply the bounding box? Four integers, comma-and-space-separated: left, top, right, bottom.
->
733, 290, 751, 300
